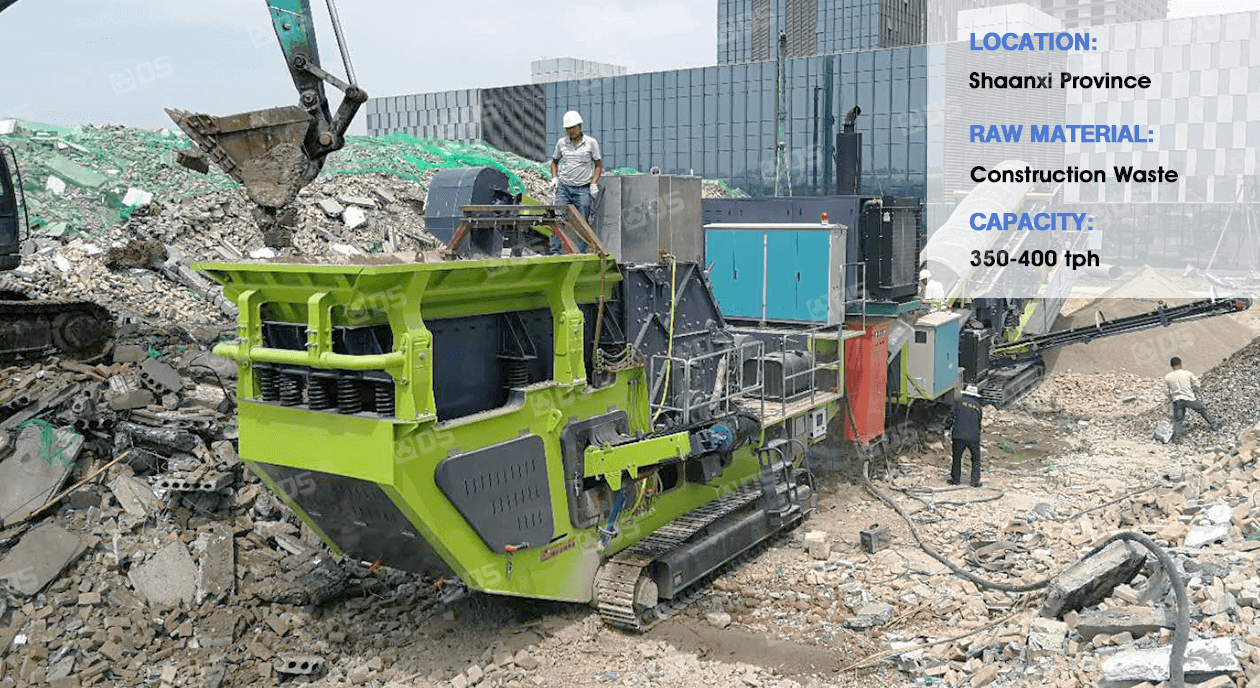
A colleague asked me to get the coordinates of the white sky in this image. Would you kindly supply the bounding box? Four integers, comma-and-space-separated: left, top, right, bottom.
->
0, 0, 718, 131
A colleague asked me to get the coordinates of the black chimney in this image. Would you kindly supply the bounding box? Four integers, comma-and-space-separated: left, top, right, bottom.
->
835, 105, 861, 196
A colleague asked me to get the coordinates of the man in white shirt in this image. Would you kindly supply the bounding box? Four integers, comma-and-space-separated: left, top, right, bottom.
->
549, 110, 601, 253
919, 269, 945, 310
1164, 356, 1220, 442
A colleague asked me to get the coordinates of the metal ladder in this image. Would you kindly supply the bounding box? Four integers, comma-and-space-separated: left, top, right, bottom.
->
756, 439, 802, 528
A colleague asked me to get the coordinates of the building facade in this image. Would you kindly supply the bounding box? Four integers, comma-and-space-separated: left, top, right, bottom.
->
718, 0, 925, 64
531, 58, 627, 84
364, 8, 1256, 270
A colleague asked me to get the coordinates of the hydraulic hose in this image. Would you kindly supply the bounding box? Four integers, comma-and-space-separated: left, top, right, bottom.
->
844, 403, 1189, 686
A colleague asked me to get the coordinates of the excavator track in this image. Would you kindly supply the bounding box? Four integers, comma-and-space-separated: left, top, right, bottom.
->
596, 483, 781, 632
0, 298, 113, 364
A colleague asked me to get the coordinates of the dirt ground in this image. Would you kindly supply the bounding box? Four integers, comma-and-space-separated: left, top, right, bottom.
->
262, 351, 1257, 688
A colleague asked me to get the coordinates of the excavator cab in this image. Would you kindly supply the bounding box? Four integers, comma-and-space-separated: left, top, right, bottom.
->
0, 145, 25, 271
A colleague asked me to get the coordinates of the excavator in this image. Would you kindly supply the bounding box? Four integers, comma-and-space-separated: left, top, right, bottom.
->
0, 0, 365, 361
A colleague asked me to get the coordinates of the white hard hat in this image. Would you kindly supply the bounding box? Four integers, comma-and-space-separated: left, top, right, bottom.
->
964, 384, 980, 395
562, 110, 583, 128
919, 269, 931, 281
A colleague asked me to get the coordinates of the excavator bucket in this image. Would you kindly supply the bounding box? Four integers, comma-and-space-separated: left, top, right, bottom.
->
166, 106, 319, 209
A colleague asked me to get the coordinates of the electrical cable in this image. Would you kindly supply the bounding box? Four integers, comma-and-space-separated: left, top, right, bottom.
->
842, 396, 1188, 686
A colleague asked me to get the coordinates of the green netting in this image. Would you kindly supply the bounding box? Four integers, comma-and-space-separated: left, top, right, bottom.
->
16, 418, 78, 469
702, 179, 748, 198
1, 117, 744, 236
325, 132, 549, 197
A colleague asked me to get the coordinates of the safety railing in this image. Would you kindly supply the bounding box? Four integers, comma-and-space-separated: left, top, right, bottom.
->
648, 338, 766, 426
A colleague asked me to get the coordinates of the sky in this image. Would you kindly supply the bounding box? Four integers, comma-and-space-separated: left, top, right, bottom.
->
0, 0, 717, 133
0, 0, 1256, 132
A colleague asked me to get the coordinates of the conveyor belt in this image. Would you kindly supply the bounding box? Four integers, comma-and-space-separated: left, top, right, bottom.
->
992, 297, 1251, 359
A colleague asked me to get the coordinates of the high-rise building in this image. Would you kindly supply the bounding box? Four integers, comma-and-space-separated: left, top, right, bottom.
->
718, 0, 925, 64
531, 58, 627, 84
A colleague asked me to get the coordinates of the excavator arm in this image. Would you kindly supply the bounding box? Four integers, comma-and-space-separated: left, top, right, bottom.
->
165, 0, 367, 245
265, 0, 366, 161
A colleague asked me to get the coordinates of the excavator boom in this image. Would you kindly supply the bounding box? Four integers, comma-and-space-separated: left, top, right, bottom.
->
165, 0, 367, 245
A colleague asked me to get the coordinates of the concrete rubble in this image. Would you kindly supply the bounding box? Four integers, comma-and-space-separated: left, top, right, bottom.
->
2, 118, 1257, 687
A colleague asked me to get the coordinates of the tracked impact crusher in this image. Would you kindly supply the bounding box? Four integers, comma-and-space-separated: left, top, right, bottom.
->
199, 252, 842, 630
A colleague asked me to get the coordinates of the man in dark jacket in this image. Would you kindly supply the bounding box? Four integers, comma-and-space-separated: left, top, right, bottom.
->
950, 384, 984, 487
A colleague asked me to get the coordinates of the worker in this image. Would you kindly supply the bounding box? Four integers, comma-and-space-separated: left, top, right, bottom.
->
549, 110, 602, 253
1165, 356, 1221, 442
919, 269, 945, 311
949, 384, 984, 487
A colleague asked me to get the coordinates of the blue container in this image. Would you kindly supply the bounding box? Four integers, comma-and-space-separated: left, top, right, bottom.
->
704, 222, 848, 324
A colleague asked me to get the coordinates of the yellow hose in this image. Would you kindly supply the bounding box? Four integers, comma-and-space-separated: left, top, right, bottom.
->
651, 256, 678, 423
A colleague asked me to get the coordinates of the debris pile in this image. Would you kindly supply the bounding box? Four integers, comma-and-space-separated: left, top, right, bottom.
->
0, 340, 452, 687
706, 421, 1260, 688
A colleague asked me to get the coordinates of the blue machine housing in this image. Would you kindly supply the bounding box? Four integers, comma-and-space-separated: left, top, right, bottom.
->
704, 222, 848, 325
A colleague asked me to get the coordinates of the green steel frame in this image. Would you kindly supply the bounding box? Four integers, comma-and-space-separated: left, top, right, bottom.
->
198, 255, 838, 603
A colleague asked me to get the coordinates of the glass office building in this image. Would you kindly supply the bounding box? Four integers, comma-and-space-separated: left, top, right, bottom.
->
718, 0, 926, 64
542, 46, 928, 198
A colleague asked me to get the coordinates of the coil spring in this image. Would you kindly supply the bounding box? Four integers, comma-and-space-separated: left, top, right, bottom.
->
278, 373, 304, 406
258, 368, 280, 402
308, 377, 335, 410
337, 378, 362, 414
374, 381, 395, 417
506, 359, 530, 388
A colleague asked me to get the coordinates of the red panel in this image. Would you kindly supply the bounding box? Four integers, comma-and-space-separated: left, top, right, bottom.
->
843, 320, 890, 443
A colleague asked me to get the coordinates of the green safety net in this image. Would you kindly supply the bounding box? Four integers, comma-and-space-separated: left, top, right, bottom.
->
1, 118, 745, 237
16, 418, 79, 469
324, 131, 550, 197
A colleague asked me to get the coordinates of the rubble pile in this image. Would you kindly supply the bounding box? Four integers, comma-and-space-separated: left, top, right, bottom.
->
1160, 336, 1260, 445
700, 421, 1260, 688
0, 336, 467, 687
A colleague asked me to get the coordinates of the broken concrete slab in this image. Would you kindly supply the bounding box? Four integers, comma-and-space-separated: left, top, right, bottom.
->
803, 531, 829, 560
45, 155, 107, 189
336, 194, 377, 209
0, 523, 87, 596
139, 358, 183, 394
175, 149, 210, 174
1203, 503, 1232, 526
0, 424, 83, 525
342, 206, 367, 230
1187, 524, 1230, 548
196, 526, 235, 603
121, 188, 153, 207
1100, 637, 1240, 682
844, 603, 893, 630
317, 199, 344, 217
108, 389, 154, 412
199, 609, 237, 648
128, 541, 197, 606
1074, 608, 1178, 641
108, 474, 160, 518
1026, 617, 1068, 657
1041, 540, 1145, 618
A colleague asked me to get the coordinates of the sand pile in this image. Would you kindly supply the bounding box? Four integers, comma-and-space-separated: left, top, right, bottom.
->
1044, 268, 1255, 377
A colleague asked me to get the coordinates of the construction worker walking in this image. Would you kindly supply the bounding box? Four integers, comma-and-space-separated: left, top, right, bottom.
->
949, 384, 984, 487
1165, 356, 1221, 442
549, 110, 602, 253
